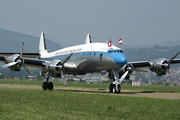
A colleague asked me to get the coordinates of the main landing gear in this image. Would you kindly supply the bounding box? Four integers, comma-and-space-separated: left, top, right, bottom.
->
42, 73, 54, 91
109, 82, 121, 93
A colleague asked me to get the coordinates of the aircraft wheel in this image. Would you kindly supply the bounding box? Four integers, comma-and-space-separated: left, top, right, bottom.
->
117, 85, 121, 93
110, 84, 121, 94
42, 82, 48, 90
112, 86, 116, 93
109, 83, 114, 93
48, 82, 54, 91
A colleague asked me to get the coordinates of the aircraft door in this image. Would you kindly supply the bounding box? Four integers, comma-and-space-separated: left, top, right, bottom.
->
100, 53, 103, 64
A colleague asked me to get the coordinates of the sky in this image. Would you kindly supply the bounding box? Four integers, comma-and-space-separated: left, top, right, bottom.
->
0, 0, 180, 47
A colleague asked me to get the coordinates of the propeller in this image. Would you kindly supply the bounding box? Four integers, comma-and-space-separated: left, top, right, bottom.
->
20, 42, 34, 75
43, 53, 73, 78
1, 42, 34, 75
62, 53, 73, 64
169, 52, 179, 63
162, 52, 179, 82
1, 62, 17, 68
119, 71, 129, 84
60, 53, 73, 86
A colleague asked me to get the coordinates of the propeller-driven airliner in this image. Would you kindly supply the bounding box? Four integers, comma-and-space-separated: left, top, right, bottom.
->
0, 32, 180, 93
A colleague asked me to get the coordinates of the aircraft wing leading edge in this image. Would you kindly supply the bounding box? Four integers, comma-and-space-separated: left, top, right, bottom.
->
0, 53, 40, 58
129, 61, 150, 68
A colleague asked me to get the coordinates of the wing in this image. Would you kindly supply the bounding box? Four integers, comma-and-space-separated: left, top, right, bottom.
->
129, 59, 180, 68
128, 58, 180, 76
24, 58, 45, 69
0, 53, 41, 70
170, 59, 180, 64
129, 61, 150, 68
0, 53, 40, 58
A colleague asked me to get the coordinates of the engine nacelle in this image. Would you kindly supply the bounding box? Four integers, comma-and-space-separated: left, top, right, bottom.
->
6, 54, 24, 69
44, 60, 63, 74
63, 62, 78, 73
120, 63, 134, 75
149, 58, 170, 76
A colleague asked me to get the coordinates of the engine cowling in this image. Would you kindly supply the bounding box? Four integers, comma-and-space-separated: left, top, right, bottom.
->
120, 63, 134, 74
5, 54, 24, 70
43, 60, 63, 74
149, 58, 170, 76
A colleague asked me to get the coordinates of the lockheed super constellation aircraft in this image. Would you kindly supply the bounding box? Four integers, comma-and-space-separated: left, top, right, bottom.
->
0, 32, 180, 93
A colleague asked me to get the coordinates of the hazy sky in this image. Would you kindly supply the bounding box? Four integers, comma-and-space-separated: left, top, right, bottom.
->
0, 0, 180, 47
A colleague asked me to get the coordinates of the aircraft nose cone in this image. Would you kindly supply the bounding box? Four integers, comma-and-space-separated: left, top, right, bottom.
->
120, 55, 127, 65
114, 54, 127, 66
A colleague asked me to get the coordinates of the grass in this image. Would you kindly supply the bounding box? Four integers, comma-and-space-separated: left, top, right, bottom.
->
1, 88, 180, 120
1, 79, 180, 93
0, 79, 180, 119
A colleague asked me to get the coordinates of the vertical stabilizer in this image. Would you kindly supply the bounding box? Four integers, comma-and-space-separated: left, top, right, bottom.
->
85, 33, 92, 44
39, 32, 48, 56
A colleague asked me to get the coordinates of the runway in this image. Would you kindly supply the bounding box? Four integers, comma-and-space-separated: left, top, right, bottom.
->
1, 84, 180, 100
54, 88, 180, 100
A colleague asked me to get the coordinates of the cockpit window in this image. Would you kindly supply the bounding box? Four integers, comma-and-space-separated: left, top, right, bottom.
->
108, 49, 123, 53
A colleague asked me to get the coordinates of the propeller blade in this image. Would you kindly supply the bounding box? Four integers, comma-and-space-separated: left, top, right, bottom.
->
1, 62, 17, 68
163, 63, 169, 67
167, 75, 171, 83
61, 70, 65, 79
61, 70, 67, 86
22, 64, 34, 75
119, 71, 129, 84
63, 53, 73, 64
167, 69, 170, 75
20, 42, 24, 57
169, 52, 179, 63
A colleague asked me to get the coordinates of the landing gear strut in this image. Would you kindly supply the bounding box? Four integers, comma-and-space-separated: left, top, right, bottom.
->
42, 73, 54, 90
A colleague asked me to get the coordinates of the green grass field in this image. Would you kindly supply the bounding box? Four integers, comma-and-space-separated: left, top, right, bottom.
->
1, 79, 180, 120
1, 79, 180, 93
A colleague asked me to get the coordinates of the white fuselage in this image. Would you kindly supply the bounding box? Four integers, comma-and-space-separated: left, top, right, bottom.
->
40, 42, 127, 74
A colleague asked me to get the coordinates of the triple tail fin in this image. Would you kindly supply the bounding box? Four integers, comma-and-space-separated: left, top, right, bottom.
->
39, 32, 48, 57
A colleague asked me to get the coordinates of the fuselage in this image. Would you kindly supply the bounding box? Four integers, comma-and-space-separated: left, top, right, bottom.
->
40, 42, 127, 74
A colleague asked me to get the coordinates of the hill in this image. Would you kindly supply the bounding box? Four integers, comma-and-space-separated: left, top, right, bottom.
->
0, 28, 180, 63
124, 45, 180, 61
0, 28, 62, 52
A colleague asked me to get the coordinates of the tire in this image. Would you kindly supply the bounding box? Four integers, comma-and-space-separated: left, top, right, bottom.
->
48, 82, 54, 91
117, 85, 121, 93
42, 82, 48, 90
109, 83, 114, 93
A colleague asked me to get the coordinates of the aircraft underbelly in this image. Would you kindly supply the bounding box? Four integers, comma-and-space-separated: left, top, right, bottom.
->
77, 57, 117, 73
63, 56, 119, 74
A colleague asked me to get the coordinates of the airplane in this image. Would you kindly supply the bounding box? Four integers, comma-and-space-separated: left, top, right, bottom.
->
0, 32, 180, 93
